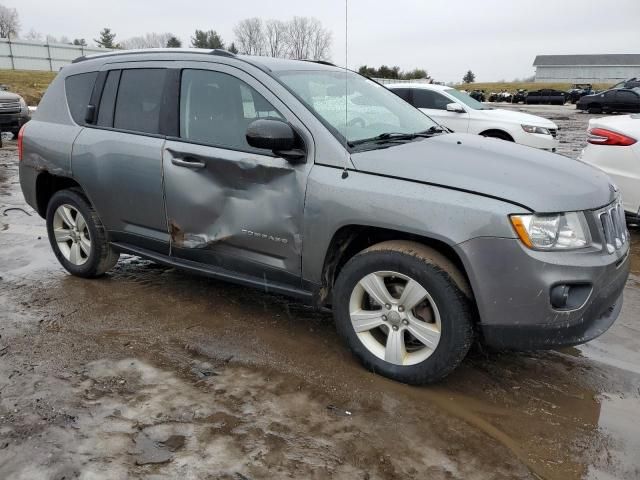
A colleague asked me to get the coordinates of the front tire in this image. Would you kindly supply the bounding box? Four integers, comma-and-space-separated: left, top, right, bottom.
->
46, 189, 119, 278
333, 241, 474, 384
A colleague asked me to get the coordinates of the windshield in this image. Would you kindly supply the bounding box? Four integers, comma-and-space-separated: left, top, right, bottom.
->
275, 70, 439, 144
444, 88, 489, 110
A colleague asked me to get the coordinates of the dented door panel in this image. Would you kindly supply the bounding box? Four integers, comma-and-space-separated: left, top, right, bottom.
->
162, 63, 315, 286
163, 143, 308, 282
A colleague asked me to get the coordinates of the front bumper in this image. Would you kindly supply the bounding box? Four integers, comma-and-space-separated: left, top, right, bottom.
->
0, 112, 29, 130
457, 236, 630, 350
516, 132, 560, 151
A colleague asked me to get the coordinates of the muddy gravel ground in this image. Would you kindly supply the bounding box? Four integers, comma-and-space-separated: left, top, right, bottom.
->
1, 105, 639, 480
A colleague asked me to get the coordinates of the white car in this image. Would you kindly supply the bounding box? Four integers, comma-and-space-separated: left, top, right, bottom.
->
387, 83, 560, 151
579, 114, 640, 220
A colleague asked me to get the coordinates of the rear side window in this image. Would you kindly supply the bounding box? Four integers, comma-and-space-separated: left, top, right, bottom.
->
114, 69, 167, 134
97, 70, 121, 127
65, 72, 98, 125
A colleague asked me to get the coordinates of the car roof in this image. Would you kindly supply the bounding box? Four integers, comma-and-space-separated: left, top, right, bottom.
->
71, 48, 344, 73
384, 83, 450, 91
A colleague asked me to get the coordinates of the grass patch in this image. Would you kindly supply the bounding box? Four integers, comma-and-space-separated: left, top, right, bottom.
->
0, 70, 57, 106
454, 81, 613, 92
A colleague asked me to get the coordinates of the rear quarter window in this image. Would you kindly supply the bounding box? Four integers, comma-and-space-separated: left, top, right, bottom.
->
64, 72, 98, 125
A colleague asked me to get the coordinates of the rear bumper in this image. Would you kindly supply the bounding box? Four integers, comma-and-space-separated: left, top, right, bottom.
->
457, 236, 630, 350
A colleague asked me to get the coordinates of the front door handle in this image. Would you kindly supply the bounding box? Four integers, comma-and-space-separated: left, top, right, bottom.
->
171, 156, 206, 169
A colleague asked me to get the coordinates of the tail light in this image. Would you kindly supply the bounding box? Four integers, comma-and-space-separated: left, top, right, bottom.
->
587, 128, 636, 146
17, 124, 26, 162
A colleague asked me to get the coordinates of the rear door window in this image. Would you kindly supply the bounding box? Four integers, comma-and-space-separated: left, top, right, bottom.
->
412, 89, 450, 110
391, 88, 412, 103
113, 69, 167, 134
97, 70, 121, 127
65, 72, 98, 125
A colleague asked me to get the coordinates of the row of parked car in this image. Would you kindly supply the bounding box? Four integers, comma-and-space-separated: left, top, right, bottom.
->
464, 78, 640, 112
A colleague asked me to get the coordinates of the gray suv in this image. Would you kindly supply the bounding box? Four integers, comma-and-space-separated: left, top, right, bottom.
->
18, 49, 630, 384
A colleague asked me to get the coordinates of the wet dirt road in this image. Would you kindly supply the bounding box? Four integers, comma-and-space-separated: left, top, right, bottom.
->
1, 107, 639, 480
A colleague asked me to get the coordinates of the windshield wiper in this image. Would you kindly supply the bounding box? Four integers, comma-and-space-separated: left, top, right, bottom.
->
348, 127, 444, 147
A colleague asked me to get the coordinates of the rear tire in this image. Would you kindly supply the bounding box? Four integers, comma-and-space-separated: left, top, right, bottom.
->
332, 241, 474, 384
46, 189, 119, 278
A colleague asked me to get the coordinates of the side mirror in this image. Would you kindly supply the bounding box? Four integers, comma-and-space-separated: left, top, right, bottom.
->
246, 119, 305, 163
446, 103, 465, 113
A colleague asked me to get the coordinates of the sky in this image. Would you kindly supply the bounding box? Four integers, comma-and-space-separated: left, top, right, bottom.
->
5, 0, 640, 83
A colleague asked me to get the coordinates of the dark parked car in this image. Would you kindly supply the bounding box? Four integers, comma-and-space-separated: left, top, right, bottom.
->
512, 89, 528, 104
613, 78, 640, 90
577, 88, 640, 114
468, 90, 485, 102
526, 89, 566, 105
566, 84, 593, 104
0, 88, 30, 136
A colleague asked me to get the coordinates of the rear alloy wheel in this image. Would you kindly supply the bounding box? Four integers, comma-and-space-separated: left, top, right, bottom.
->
46, 189, 119, 278
333, 241, 474, 384
53, 204, 92, 266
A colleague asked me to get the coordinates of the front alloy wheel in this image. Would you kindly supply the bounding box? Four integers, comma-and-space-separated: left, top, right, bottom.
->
350, 271, 441, 366
333, 240, 474, 384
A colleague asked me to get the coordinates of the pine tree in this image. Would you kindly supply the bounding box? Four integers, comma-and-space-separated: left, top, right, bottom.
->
190, 30, 224, 49
94, 28, 118, 49
166, 36, 182, 48
463, 70, 476, 83
228, 42, 239, 54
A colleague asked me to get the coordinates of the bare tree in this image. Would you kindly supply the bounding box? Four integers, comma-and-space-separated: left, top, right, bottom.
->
46, 34, 70, 44
121, 32, 174, 50
0, 5, 19, 38
23, 28, 43, 41
264, 19, 287, 58
285, 16, 312, 60
309, 22, 332, 61
233, 17, 264, 55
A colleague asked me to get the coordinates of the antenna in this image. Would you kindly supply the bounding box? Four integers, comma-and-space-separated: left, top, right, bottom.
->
341, 0, 350, 179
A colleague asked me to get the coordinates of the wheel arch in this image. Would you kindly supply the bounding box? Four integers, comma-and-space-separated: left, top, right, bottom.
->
479, 129, 515, 142
318, 225, 475, 307
35, 171, 85, 218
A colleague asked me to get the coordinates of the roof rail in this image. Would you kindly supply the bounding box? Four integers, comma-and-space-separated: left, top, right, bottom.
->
210, 49, 235, 57
71, 48, 236, 64
302, 59, 337, 67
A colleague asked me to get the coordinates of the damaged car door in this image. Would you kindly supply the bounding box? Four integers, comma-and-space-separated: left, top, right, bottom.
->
162, 65, 312, 287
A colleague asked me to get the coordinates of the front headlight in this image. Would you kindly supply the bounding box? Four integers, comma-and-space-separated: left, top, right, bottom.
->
19, 96, 27, 112
522, 124, 551, 135
510, 212, 591, 250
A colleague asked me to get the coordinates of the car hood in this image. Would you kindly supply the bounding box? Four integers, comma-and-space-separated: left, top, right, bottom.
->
474, 107, 557, 128
351, 133, 615, 212
0, 90, 22, 101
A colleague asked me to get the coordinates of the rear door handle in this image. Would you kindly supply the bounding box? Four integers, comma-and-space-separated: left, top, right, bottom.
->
170, 156, 206, 169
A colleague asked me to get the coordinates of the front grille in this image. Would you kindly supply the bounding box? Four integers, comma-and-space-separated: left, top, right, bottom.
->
549, 128, 558, 138
0, 101, 20, 113
599, 199, 628, 254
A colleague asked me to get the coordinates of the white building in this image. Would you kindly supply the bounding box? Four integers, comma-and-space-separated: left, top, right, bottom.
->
533, 54, 640, 84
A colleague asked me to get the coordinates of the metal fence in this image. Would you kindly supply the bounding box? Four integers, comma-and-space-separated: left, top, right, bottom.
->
0, 38, 112, 71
